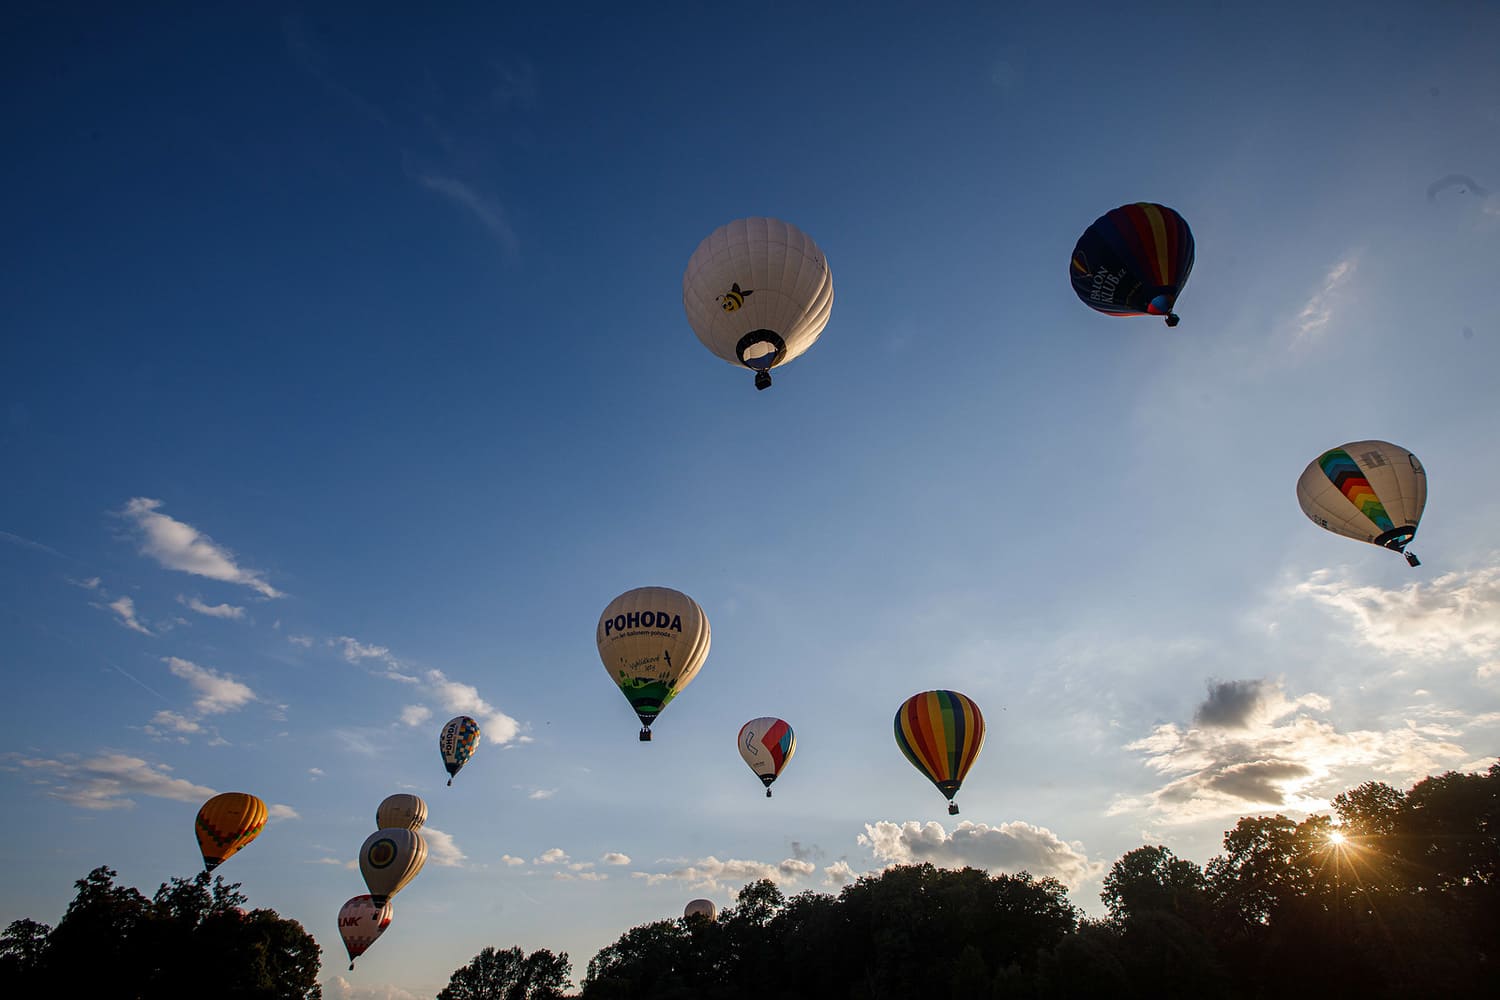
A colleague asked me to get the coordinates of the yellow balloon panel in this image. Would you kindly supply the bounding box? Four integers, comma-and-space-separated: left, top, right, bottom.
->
195, 792, 268, 872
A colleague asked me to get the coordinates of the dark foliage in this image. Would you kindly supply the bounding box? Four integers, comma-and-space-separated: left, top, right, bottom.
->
0, 866, 321, 999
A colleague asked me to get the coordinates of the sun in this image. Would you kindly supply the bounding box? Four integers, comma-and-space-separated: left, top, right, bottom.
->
1328, 830, 1347, 847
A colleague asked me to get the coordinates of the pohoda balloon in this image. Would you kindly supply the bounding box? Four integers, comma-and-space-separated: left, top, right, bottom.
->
684, 898, 718, 921
375, 793, 427, 831
596, 586, 711, 741
195, 792, 268, 872
1070, 203, 1195, 327
683, 217, 834, 390
738, 717, 796, 798
359, 828, 427, 906
338, 894, 393, 970
439, 716, 481, 786
1297, 440, 1427, 566
894, 690, 985, 815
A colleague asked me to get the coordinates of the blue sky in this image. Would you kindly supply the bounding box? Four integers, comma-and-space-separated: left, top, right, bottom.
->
4, 2, 1499, 996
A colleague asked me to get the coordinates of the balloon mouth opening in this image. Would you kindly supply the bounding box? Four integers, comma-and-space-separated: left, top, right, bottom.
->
736, 329, 786, 376
1376, 527, 1417, 551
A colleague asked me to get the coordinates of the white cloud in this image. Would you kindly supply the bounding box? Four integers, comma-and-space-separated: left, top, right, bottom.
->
288, 635, 314, 647
423, 826, 466, 868
269, 804, 300, 820
147, 711, 202, 736
424, 669, 521, 744
602, 852, 631, 866
2, 752, 215, 810
823, 860, 857, 887
308, 768, 324, 778
533, 848, 568, 865
179, 595, 246, 620
322, 973, 427, 1000
553, 870, 607, 882
400, 705, 433, 727
528, 789, 556, 800
1295, 255, 1357, 339
499, 854, 526, 866
119, 498, 281, 598
1113, 677, 1483, 824
164, 657, 256, 715
336, 636, 392, 663
858, 820, 1101, 889
1293, 564, 1500, 669
104, 596, 152, 634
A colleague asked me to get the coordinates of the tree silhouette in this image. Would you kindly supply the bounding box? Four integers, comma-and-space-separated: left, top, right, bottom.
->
437, 945, 571, 1000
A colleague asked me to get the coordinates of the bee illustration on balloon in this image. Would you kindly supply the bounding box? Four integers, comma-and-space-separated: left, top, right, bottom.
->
717, 282, 753, 312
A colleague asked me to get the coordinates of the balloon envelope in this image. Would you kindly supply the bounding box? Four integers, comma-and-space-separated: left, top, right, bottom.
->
359, 828, 427, 905
194, 792, 268, 872
439, 716, 481, 785
338, 894, 394, 970
597, 587, 711, 738
1070, 203, 1195, 326
375, 793, 427, 831
684, 898, 718, 920
1297, 440, 1427, 565
738, 717, 796, 795
894, 691, 985, 813
683, 217, 833, 389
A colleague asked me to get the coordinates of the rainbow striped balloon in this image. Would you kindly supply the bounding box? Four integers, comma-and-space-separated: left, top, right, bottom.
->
894, 690, 985, 815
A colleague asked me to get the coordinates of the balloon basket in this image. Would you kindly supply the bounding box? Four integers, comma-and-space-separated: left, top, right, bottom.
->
639, 728, 652, 742
447, 777, 453, 786
766, 789, 772, 798
754, 371, 772, 391
1406, 551, 1421, 567
1165, 314, 1180, 328
948, 803, 959, 815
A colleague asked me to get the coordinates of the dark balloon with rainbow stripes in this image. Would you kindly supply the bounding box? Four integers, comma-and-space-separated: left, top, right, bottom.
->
894, 690, 986, 815
1070, 202, 1195, 327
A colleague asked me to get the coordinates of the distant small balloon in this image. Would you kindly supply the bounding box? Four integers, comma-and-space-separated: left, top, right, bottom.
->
439, 716, 481, 786
684, 898, 718, 921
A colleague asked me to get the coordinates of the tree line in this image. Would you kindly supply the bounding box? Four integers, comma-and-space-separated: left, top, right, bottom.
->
3, 765, 1494, 998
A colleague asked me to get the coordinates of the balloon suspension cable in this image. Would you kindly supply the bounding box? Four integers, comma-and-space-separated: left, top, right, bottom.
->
1406, 551, 1421, 568
754, 370, 772, 391
639, 726, 652, 742
1165, 313, 1181, 328
948, 802, 959, 815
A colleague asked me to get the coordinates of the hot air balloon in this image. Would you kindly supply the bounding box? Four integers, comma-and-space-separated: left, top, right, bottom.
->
439, 716, 481, 786
738, 717, 796, 798
684, 898, 718, 921
894, 690, 985, 815
597, 586, 711, 741
1297, 440, 1427, 567
375, 793, 427, 831
1070, 203, 1195, 327
683, 217, 834, 390
338, 894, 394, 971
359, 828, 427, 906
194, 792, 268, 872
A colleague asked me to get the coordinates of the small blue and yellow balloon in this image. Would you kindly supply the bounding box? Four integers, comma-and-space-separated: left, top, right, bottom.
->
438, 716, 481, 786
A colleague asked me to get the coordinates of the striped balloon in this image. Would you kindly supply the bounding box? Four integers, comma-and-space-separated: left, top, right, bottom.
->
1070, 203, 1195, 327
894, 690, 985, 815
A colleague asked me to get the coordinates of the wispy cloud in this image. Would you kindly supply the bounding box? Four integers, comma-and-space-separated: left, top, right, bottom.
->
602, 852, 631, 866
400, 705, 433, 727
164, 656, 257, 716
1295, 255, 1357, 340
179, 595, 246, 620
416, 174, 519, 257
631, 855, 817, 891
118, 498, 281, 598
1112, 678, 1486, 823
2, 752, 216, 810
1292, 563, 1500, 674
269, 804, 300, 821
528, 788, 556, 800
1, 530, 66, 558
500, 854, 526, 866
858, 820, 1101, 889
104, 596, 152, 634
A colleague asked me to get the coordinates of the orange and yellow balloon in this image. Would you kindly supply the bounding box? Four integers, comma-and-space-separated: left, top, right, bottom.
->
894, 691, 985, 815
194, 792, 268, 872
